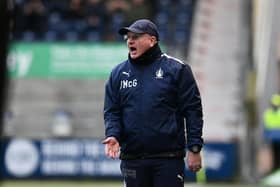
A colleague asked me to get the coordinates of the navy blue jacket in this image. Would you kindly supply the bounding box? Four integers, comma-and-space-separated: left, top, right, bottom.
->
104, 50, 203, 155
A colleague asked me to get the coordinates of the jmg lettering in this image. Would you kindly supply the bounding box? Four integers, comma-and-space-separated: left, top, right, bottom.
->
120, 79, 137, 89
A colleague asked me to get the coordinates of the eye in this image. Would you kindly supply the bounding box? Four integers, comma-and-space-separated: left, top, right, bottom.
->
133, 34, 143, 39
126, 34, 144, 40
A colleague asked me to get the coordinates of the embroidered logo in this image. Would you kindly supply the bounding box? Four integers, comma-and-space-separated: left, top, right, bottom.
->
177, 174, 184, 182
122, 71, 130, 77
155, 68, 163, 79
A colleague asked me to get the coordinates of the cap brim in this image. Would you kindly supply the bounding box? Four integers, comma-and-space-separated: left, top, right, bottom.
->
118, 27, 145, 35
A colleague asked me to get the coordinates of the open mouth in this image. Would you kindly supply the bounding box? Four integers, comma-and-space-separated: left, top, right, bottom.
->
129, 47, 137, 52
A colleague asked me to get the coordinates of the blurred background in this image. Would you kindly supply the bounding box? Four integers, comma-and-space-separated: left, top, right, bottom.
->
1, 0, 280, 186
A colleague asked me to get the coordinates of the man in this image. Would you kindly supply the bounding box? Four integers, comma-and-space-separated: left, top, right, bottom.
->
263, 94, 280, 172
103, 19, 203, 187
264, 94, 280, 129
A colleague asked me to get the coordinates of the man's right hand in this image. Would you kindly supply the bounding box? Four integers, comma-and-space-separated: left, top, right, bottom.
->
102, 137, 120, 159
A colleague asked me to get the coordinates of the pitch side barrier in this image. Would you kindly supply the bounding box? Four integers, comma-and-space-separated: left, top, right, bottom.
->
0, 138, 237, 181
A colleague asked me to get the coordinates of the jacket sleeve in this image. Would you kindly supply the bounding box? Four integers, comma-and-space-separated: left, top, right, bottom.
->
177, 64, 203, 149
104, 72, 122, 141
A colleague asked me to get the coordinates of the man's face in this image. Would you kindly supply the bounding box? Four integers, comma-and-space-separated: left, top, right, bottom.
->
126, 32, 157, 59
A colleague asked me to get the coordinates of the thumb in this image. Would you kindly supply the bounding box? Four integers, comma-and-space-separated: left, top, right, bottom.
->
102, 137, 116, 144
102, 138, 110, 144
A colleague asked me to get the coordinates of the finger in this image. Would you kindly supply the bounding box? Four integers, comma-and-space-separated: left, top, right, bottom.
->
107, 150, 112, 158
112, 151, 117, 159
105, 145, 110, 156
193, 165, 201, 169
112, 148, 118, 159
106, 145, 114, 157
113, 146, 118, 153
114, 150, 119, 159
190, 166, 196, 171
192, 166, 202, 172
188, 164, 201, 171
110, 148, 115, 158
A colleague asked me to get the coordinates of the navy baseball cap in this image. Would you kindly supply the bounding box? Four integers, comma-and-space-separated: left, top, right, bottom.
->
118, 19, 160, 40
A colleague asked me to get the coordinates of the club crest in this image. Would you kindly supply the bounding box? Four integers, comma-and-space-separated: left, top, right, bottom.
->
155, 68, 163, 79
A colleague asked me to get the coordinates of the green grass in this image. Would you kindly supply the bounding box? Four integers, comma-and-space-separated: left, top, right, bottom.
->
0, 181, 263, 187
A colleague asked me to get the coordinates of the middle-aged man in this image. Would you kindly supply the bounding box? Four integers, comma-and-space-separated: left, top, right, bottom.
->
103, 19, 204, 187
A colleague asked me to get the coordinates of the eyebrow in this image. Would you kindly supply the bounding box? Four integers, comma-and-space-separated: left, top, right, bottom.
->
124, 33, 145, 40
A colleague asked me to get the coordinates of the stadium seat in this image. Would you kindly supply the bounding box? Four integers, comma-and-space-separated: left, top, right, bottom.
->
22, 31, 36, 41
154, 12, 169, 27
85, 31, 101, 42
156, 0, 171, 11
175, 12, 191, 27
64, 31, 79, 42
174, 29, 188, 45
44, 30, 59, 41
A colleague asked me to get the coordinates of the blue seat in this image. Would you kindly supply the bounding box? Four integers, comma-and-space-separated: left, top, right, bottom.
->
178, 0, 192, 7
111, 13, 125, 31
174, 29, 188, 45
64, 31, 79, 42
44, 30, 59, 41
175, 12, 191, 27
156, 0, 171, 11
86, 31, 101, 42
48, 12, 62, 29
22, 31, 36, 41
154, 12, 169, 27
158, 28, 170, 43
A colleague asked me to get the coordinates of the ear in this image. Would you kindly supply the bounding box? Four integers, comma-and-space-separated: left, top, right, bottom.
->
150, 36, 157, 46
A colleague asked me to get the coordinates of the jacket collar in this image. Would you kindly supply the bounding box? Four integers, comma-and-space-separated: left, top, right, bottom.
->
128, 43, 162, 65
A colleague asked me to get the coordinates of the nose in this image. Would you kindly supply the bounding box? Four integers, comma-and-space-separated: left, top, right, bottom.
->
127, 38, 134, 45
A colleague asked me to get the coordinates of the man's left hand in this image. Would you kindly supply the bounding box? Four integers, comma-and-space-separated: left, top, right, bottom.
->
187, 151, 202, 172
